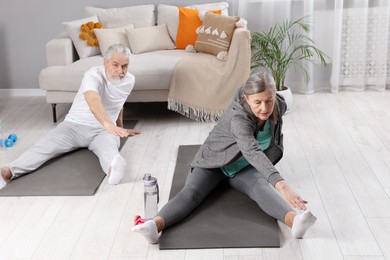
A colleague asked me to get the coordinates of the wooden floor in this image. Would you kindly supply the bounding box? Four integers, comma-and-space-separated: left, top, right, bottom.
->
1, 90, 390, 260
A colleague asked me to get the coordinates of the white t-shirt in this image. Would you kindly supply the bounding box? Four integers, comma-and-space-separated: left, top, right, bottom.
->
65, 65, 135, 127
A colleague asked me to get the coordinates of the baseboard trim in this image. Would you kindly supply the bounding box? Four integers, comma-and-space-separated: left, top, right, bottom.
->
0, 89, 46, 97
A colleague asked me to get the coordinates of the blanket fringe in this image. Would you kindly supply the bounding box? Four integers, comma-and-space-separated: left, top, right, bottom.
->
168, 98, 223, 122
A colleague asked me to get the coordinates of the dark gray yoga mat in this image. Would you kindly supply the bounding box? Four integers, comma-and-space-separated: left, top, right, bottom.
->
0, 120, 137, 196
159, 145, 280, 250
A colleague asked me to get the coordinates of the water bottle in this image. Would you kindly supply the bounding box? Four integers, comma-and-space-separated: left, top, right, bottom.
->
143, 173, 159, 219
0, 120, 5, 151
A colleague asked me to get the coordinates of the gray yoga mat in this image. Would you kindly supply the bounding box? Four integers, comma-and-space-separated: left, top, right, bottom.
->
159, 145, 280, 250
0, 120, 137, 196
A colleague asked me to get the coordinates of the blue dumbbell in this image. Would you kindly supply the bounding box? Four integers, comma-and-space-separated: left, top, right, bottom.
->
5, 139, 14, 147
8, 134, 17, 142
0, 134, 17, 148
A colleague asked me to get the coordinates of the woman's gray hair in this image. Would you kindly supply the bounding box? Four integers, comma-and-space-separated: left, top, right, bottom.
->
241, 70, 278, 122
104, 44, 131, 61
243, 70, 276, 97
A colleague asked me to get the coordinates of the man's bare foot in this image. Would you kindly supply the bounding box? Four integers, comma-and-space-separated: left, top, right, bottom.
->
0, 166, 11, 189
1, 166, 11, 181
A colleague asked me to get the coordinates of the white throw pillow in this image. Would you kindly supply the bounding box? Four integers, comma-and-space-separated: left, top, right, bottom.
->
187, 2, 229, 16
94, 24, 134, 56
84, 5, 155, 29
157, 5, 179, 43
157, 2, 229, 43
126, 24, 175, 54
63, 15, 101, 58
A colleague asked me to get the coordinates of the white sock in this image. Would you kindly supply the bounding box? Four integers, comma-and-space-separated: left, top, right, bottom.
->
0, 169, 7, 190
132, 220, 159, 244
108, 154, 126, 185
291, 210, 317, 239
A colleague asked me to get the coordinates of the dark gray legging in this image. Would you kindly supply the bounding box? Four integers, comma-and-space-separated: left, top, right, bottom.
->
158, 166, 293, 228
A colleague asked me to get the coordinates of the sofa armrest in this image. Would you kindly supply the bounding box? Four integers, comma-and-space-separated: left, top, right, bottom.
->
226, 27, 251, 78
46, 32, 78, 66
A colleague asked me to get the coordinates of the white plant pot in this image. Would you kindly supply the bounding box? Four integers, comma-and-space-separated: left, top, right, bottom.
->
277, 86, 293, 113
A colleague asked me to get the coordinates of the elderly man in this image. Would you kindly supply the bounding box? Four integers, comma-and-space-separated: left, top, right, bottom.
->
0, 44, 139, 190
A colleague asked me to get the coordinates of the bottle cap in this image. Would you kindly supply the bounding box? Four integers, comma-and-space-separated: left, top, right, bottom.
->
143, 174, 157, 186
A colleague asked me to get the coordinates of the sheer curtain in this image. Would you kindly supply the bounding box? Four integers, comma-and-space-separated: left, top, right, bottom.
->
229, 0, 390, 93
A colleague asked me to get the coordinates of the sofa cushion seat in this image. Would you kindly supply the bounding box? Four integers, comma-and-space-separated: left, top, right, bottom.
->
39, 50, 192, 93
130, 50, 191, 91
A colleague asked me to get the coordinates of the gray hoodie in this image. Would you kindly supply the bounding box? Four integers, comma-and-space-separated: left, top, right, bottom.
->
190, 85, 287, 187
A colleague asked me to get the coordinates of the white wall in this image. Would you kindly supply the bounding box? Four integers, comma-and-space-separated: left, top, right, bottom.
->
0, 0, 226, 91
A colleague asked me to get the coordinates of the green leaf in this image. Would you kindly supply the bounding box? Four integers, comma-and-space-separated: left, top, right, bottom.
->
250, 16, 331, 90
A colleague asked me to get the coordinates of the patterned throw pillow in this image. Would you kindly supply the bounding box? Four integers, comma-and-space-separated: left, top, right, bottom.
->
63, 15, 101, 58
194, 12, 240, 60
175, 7, 221, 49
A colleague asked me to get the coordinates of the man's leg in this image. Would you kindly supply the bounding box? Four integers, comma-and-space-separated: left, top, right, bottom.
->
88, 130, 123, 184
3, 121, 81, 180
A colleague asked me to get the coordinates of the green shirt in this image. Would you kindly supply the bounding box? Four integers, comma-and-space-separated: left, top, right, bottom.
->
221, 120, 272, 177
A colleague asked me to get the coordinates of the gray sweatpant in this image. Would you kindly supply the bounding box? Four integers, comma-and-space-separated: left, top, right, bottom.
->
7, 121, 120, 178
158, 166, 293, 228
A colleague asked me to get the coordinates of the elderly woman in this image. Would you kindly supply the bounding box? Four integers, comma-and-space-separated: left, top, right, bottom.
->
133, 71, 317, 243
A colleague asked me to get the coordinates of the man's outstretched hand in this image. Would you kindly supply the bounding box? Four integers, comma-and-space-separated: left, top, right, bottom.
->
125, 129, 141, 137
106, 124, 141, 137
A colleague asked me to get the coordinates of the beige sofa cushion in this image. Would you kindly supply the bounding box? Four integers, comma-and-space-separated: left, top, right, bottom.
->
84, 5, 155, 28
126, 24, 175, 54
94, 24, 134, 55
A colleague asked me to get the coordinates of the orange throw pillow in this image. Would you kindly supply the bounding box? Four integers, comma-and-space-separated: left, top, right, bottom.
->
176, 7, 221, 49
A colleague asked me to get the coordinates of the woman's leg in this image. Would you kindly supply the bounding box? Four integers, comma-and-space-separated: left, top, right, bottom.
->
133, 167, 226, 243
229, 166, 292, 222
229, 166, 316, 238
158, 167, 226, 228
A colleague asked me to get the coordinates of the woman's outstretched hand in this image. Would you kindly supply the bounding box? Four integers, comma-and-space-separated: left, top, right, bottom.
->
275, 180, 307, 211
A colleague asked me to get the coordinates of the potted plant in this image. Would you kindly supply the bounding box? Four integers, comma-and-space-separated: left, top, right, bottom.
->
250, 17, 330, 111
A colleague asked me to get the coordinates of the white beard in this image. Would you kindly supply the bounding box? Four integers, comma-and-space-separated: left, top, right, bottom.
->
107, 75, 124, 85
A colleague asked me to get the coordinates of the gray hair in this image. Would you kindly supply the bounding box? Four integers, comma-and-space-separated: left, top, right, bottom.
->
241, 70, 278, 122
243, 70, 276, 97
104, 44, 131, 61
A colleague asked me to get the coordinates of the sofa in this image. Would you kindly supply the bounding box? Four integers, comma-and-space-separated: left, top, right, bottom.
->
39, 3, 251, 122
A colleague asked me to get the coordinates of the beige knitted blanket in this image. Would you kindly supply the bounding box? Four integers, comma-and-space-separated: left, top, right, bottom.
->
168, 28, 251, 122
